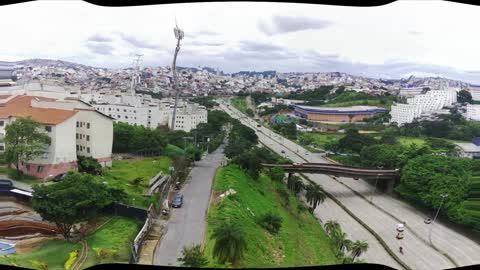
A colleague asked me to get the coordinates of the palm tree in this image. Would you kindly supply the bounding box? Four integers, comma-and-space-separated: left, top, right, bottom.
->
350, 240, 369, 261
211, 221, 247, 265
305, 183, 326, 210
332, 230, 352, 254
324, 220, 340, 236
287, 175, 304, 195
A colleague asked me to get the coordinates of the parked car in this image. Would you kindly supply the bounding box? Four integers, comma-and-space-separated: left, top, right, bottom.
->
171, 193, 183, 208
424, 218, 432, 224
257, 124, 261, 127
396, 223, 405, 232
52, 172, 71, 182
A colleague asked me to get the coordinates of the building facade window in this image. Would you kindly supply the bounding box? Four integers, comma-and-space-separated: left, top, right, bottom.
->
0, 145, 4, 151
0, 121, 4, 126
45, 126, 52, 132
26, 164, 30, 171
87, 123, 90, 129
87, 147, 90, 153
76, 121, 79, 127
37, 166, 44, 173
86, 135, 90, 141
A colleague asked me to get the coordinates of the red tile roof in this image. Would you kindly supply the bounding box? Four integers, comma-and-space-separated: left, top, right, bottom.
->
0, 96, 77, 125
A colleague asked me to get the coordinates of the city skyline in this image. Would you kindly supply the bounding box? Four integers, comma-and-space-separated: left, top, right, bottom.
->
1, 1, 480, 84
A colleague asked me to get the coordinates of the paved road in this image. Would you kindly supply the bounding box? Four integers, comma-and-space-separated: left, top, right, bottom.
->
219, 100, 480, 269
153, 145, 225, 266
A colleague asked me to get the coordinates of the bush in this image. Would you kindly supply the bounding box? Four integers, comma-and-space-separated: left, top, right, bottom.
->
267, 166, 285, 182
257, 212, 283, 234
64, 250, 79, 270
77, 156, 102, 175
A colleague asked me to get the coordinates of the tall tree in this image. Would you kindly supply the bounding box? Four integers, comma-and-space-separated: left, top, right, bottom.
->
31, 173, 125, 241
350, 240, 369, 261
177, 244, 209, 267
457, 89, 473, 104
211, 221, 247, 265
4, 117, 51, 176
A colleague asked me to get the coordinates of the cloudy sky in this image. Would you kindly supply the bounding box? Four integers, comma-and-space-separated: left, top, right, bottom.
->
1, 0, 480, 84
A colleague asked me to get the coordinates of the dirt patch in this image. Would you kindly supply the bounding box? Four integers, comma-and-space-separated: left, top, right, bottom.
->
210, 191, 223, 206
14, 236, 60, 253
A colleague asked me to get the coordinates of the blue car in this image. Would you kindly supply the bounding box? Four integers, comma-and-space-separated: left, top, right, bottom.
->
171, 193, 183, 208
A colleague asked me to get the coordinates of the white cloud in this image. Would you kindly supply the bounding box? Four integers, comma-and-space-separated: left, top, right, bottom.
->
0, 1, 479, 83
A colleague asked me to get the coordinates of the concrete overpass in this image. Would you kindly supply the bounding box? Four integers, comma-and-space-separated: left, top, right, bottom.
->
262, 163, 399, 180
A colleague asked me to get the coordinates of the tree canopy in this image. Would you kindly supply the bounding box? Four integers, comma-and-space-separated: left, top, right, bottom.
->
4, 117, 51, 175
32, 172, 126, 240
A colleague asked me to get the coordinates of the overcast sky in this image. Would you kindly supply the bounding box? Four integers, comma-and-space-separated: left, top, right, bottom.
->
1, 0, 480, 84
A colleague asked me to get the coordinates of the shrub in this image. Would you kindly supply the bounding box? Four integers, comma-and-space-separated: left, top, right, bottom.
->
257, 212, 283, 234
77, 156, 102, 175
64, 250, 79, 270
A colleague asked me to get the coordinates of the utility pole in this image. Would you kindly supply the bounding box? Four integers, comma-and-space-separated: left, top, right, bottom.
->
170, 20, 184, 131
428, 193, 448, 245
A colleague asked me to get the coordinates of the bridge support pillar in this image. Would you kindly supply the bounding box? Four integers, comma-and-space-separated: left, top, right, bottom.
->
385, 179, 396, 194
287, 172, 293, 182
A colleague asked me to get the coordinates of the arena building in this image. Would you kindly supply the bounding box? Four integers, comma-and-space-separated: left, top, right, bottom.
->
294, 105, 386, 122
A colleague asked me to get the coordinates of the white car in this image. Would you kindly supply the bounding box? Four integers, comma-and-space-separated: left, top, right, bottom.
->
396, 223, 405, 232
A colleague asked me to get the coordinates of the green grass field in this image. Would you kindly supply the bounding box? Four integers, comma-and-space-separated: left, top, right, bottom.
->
0, 216, 142, 270
396, 137, 427, 147
320, 99, 393, 109
98, 156, 171, 208
298, 132, 344, 149
204, 165, 338, 267
232, 97, 248, 113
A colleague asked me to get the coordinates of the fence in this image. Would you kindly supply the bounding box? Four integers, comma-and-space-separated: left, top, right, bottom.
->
129, 204, 154, 264
102, 202, 148, 221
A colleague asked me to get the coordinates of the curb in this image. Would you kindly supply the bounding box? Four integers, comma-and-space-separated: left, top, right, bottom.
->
331, 175, 459, 268
299, 173, 411, 270
320, 148, 458, 267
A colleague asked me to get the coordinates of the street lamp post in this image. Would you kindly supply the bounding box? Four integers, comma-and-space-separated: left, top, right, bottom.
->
428, 194, 448, 245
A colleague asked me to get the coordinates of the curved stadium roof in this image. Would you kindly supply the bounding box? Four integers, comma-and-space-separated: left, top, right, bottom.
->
294, 105, 386, 115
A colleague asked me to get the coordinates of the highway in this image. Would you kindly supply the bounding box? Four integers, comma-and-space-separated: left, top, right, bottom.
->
219, 99, 480, 269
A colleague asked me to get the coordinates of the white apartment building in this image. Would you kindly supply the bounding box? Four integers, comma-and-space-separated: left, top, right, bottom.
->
466, 104, 480, 121
89, 93, 207, 132
390, 90, 457, 125
0, 94, 113, 179
168, 103, 208, 132
469, 86, 480, 102
399, 87, 424, 96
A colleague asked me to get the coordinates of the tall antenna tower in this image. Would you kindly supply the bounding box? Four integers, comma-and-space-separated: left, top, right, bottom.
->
170, 19, 184, 131
130, 54, 143, 95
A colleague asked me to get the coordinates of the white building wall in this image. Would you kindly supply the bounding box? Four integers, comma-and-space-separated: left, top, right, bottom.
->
470, 87, 480, 102
390, 90, 457, 126
466, 104, 480, 121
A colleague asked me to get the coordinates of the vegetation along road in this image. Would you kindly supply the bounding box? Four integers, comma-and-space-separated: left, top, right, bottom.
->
220, 100, 480, 269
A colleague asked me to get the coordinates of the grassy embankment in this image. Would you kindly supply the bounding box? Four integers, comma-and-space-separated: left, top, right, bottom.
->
204, 165, 338, 267
0, 216, 142, 270
97, 155, 171, 208
231, 97, 248, 113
